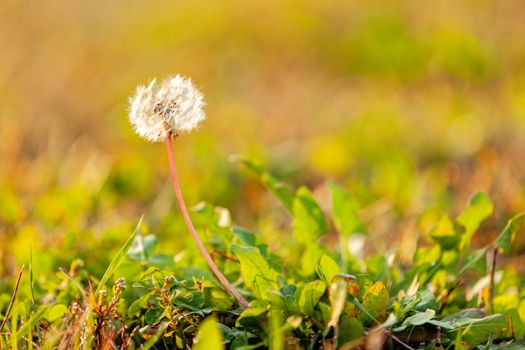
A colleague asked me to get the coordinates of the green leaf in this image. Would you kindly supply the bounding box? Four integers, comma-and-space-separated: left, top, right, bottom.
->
280, 284, 297, 300
414, 290, 437, 312
316, 255, 341, 285
319, 302, 331, 324
397, 293, 421, 320
144, 308, 164, 325
456, 192, 493, 246
360, 281, 389, 323
449, 314, 508, 347
297, 280, 326, 315
203, 281, 235, 311
405, 309, 436, 326
442, 309, 486, 322
293, 187, 328, 245
231, 244, 278, 299
458, 247, 487, 276
43, 304, 67, 323
430, 214, 461, 250
301, 244, 323, 276
193, 317, 224, 350
234, 157, 294, 212
16, 306, 48, 339
339, 315, 365, 345
96, 218, 142, 293
236, 300, 271, 328
349, 295, 376, 324
494, 213, 525, 255
128, 293, 152, 317
329, 182, 366, 236
427, 319, 455, 330
269, 309, 284, 350
232, 227, 257, 246
173, 290, 205, 311
394, 309, 437, 331
230, 334, 261, 349
9, 301, 19, 347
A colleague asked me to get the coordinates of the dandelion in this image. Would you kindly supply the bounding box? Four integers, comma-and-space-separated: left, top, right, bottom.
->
128, 75, 249, 309
129, 75, 206, 142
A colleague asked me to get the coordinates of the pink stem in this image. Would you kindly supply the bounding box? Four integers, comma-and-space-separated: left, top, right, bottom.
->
166, 135, 249, 309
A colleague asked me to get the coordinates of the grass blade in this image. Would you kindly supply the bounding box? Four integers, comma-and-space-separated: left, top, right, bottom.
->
95, 216, 143, 293
16, 306, 48, 340
29, 249, 35, 308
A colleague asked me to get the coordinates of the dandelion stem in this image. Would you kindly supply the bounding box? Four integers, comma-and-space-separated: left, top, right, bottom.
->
166, 134, 249, 309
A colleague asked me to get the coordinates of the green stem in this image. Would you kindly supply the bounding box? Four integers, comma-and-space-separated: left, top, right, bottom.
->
166, 135, 249, 309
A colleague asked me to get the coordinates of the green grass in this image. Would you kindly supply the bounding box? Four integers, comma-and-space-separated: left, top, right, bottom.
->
0, 158, 524, 348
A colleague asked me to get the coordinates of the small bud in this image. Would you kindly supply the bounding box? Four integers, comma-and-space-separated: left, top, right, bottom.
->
114, 277, 126, 290
163, 275, 175, 289
72, 301, 81, 313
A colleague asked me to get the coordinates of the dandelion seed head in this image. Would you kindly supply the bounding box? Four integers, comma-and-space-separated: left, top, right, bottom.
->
128, 75, 206, 142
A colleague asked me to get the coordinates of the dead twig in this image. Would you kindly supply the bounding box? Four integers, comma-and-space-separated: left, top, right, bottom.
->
211, 249, 240, 263
390, 333, 417, 350
0, 265, 25, 333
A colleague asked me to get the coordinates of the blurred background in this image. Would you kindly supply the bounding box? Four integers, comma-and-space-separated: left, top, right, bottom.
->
1, 0, 525, 276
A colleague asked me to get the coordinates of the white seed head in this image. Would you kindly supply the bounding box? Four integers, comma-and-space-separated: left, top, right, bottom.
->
128, 75, 206, 142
